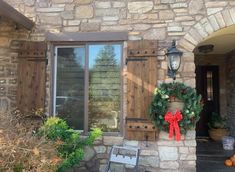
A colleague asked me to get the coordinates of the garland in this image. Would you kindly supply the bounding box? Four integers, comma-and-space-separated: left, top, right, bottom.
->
149, 82, 203, 134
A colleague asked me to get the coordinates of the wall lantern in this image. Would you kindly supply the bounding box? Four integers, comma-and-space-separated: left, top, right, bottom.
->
166, 40, 183, 80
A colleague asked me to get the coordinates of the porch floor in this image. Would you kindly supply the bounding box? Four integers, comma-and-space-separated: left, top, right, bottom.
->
196, 139, 235, 172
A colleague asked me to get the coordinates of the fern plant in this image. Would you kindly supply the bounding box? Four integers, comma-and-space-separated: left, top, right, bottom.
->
38, 117, 102, 172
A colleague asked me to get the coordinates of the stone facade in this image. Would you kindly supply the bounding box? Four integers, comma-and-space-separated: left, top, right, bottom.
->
73, 131, 196, 172
1, 0, 235, 171
0, 17, 29, 112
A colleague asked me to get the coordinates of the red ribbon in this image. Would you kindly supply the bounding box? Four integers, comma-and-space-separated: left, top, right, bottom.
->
164, 110, 183, 141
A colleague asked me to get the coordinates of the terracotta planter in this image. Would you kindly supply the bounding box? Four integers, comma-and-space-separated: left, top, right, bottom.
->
208, 128, 229, 141
168, 98, 184, 112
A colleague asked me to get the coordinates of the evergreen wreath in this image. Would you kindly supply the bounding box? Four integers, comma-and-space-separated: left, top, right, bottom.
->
149, 82, 203, 134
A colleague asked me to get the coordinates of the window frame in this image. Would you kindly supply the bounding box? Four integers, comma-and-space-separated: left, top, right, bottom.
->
52, 42, 124, 135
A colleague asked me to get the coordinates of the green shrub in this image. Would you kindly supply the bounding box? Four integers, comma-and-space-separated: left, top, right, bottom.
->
38, 117, 102, 172
13, 163, 24, 172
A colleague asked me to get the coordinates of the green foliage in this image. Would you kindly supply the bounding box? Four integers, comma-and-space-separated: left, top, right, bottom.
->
39, 117, 102, 172
13, 163, 24, 172
149, 82, 203, 134
208, 112, 227, 129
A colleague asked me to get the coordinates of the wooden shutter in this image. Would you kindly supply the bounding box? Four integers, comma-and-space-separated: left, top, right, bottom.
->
125, 40, 158, 141
17, 41, 47, 114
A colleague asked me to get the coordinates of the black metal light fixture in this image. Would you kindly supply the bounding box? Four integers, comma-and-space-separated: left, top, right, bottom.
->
166, 40, 183, 80
198, 44, 214, 54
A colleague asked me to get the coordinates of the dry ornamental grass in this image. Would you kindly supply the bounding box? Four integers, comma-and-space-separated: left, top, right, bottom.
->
0, 110, 59, 172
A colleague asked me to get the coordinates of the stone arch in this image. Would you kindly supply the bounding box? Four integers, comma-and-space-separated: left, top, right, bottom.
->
175, 7, 235, 88
179, 7, 235, 52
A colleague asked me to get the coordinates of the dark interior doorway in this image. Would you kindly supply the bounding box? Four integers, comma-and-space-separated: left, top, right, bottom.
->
196, 65, 220, 137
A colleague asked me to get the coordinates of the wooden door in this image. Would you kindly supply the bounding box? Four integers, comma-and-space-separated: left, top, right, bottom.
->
125, 40, 158, 141
17, 41, 47, 114
196, 65, 220, 137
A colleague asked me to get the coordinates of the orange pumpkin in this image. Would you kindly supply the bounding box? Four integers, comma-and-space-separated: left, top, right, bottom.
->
225, 159, 233, 167
230, 155, 235, 166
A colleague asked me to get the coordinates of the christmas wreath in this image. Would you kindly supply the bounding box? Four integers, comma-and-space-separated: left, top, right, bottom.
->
149, 82, 203, 134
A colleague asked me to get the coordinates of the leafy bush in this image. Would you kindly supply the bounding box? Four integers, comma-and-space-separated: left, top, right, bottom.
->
208, 112, 227, 129
38, 117, 102, 172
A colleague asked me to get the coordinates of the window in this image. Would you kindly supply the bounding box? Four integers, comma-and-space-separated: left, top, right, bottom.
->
53, 43, 122, 133
206, 70, 213, 101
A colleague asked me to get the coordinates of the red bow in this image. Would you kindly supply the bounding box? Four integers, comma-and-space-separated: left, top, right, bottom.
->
164, 110, 183, 141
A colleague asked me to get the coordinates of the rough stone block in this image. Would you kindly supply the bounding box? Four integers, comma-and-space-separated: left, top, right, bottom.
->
0, 37, 10, 47
94, 146, 106, 154
139, 156, 160, 167
83, 146, 95, 161
39, 15, 62, 25
75, 0, 92, 4
113, 2, 126, 8
205, 2, 228, 8
96, 8, 119, 17
189, 0, 204, 15
161, 0, 174, 4
175, 16, 193, 21
95, 1, 111, 8
179, 39, 195, 52
128, 1, 153, 13
159, 10, 174, 20
103, 136, 123, 146
180, 154, 196, 160
133, 24, 151, 31
229, 8, 235, 23
81, 22, 100, 31
167, 26, 183, 32
157, 140, 184, 147
61, 11, 74, 19
103, 16, 119, 21
179, 147, 189, 154
124, 140, 139, 147
36, 7, 64, 12
68, 20, 81, 26
101, 25, 132, 31
170, 3, 187, 8
159, 146, 178, 161
143, 28, 166, 40
208, 15, 220, 31
222, 10, 233, 26
207, 7, 223, 15
185, 130, 195, 140
52, 0, 73, 3
215, 12, 226, 28
184, 140, 196, 147
63, 26, 79, 32
160, 161, 179, 169
75, 5, 93, 18
140, 149, 158, 156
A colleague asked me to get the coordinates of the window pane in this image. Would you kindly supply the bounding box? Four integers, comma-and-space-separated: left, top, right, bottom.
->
55, 47, 85, 130
206, 71, 213, 101
88, 44, 121, 132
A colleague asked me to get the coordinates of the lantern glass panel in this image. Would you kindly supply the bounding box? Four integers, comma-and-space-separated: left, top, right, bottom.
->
168, 54, 181, 71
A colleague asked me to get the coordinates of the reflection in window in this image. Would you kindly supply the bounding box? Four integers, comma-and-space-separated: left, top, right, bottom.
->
54, 44, 122, 132
206, 71, 213, 101
55, 47, 85, 130
88, 45, 121, 132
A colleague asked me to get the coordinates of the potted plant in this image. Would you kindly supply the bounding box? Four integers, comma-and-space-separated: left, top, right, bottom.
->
208, 112, 229, 141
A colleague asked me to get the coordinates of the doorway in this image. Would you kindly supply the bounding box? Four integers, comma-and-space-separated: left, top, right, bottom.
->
196, 65, 220, 137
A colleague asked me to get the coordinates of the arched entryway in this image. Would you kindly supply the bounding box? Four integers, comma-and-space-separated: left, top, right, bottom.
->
177, 8, 235, 171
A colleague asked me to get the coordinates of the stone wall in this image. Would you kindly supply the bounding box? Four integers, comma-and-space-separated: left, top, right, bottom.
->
226, 54, 235, 137
0, 17, 30, 112
74, 131, 196, 172
2, 0, 235, 171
